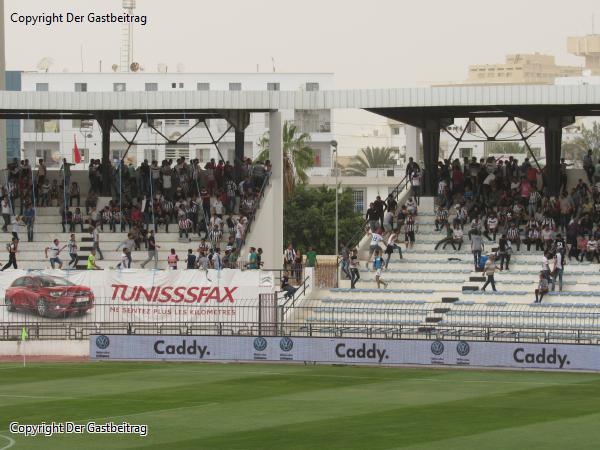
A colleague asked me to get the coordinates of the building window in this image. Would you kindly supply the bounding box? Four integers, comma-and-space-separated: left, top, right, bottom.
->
165, 144, 190, 160
391, 126, 401, 135
35, 83, 49, 92
171, 83, 176, 88
144, 148, 158, 162
113, 83, 126, 92
113, 119, 138, 133
35, 148, 61, 167
179, 83, 184, 88
164, 119, 177, 126
466, 121, 477, 133
352, 190, 365, 213
197, 148, 210, 162
229, 83, 242, 91
74, 83, 87, 92
267, 82, 280, 91
72, 119, 93, 129
197, 82, 210, 91
306, 82, 320, 91
145, 83, 158, 91
459, 148, 473, 158
24, 120, 60, 133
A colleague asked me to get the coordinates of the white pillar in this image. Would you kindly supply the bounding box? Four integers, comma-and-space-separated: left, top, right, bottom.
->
0, 0, 6, 171
268, 111, 284, 268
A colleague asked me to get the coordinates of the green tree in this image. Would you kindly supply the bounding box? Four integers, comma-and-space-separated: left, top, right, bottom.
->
344, 147, 397, 176
283, 185, 363, 255
255, 121, 316, 200
570, 122, 600, 161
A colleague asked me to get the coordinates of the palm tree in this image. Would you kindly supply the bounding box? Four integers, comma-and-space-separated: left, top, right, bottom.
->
255, 121, 315, 200
344, 147, 397, 176
569, 122, 600, 161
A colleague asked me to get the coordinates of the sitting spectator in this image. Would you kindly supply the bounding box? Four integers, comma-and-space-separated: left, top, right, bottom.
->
69, 182, 81, 207
534, 272, 549, 303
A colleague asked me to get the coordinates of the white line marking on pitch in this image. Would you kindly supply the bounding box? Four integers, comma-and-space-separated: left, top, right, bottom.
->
0, 434, 15, 450
0, 393, 76, 400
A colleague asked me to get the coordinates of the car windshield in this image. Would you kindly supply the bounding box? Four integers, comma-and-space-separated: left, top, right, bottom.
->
37, 277, 75, 287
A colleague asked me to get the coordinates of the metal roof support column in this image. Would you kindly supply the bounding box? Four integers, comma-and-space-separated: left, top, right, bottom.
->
544, 116, 574, 197
97, 115, 113, 196
235, 130, 245, 179
422, 119, 441, 197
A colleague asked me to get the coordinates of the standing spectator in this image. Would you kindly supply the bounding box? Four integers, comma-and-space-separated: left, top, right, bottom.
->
1, 237, 18, 271
1, 198, 10, 232
167, 249, 179, 270
481, 254, 499, 292
305, 246, 317, 268
365, 203, 379, 232
91, 223, 104, 260
140, 230, 159, 269
551, 250, 564, 292
67, 234, 78, 269
186, 249, 197, 269
340, 245, 351, 280
471, 230, 484, 271
410, 169, 421, 205
283, 243, 296, 271
372, 196, 386, 229
23, 204, 35, 242
349, 249, 360, 289
246, 247, 258, 269
368, 229, 384, 261
534, 272, 549, 303
403, 213, 417, 249
116, 248, 130, 269
45, 239, 66, 269
256, 248, 263, 268
60, 158, 74, 189
498, 234, 511, 271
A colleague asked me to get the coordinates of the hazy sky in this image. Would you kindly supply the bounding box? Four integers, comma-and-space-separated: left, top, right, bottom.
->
5, 0, 599, 88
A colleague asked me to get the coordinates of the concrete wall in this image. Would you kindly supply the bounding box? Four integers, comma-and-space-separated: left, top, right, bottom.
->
0, 340, 89, 357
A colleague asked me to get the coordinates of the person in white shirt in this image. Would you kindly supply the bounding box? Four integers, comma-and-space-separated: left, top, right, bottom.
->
45, 239, 66, 269
368, 230, 384, 262
384, 231, 402, 268
117, 248, 130, 269
1, 199, 11, 232
551, 251, 564, 292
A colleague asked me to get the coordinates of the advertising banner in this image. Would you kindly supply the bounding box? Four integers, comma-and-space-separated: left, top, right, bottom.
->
0, 269, 274, 323
90, 335, 600, 372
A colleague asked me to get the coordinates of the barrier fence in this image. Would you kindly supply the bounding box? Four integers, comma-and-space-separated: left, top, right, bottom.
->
3, 300, 600, 344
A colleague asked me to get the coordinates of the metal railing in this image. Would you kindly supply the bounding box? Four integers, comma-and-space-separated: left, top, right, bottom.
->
3, 300, 600, 344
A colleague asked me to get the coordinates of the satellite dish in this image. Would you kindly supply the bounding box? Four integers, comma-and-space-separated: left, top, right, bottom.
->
36, 57, 54, 73
111, 64, 119, 72
157, 63, 168, 73
176, 63, 185, 73
130, 62, 140, 72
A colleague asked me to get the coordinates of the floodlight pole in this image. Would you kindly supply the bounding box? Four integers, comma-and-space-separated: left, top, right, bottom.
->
331, 140, 339, 262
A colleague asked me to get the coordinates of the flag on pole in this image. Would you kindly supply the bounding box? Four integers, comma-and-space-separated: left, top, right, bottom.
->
20, 327, 28, 341
73, 134, 82, 164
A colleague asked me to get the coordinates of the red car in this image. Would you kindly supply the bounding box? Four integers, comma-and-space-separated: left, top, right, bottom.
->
5, 275, 94, 318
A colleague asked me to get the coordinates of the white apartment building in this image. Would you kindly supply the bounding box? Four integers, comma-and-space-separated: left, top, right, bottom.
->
19, 72, 335, 169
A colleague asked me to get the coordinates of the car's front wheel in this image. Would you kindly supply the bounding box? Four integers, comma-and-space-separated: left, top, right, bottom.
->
5, 297, 15, 312
36, 298, 49, 317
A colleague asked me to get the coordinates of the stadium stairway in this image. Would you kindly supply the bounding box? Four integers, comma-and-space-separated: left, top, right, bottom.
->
0, 203, 246, 270
296, 196, 600, 342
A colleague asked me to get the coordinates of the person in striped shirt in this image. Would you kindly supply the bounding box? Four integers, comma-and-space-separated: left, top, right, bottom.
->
404, 213, 417, 249
100, 207, 113, 232
178, 216, 193, 241
484, 213, 499, 242
67, 234, 78, 269
528, 188, 541, 218
507, 223, 521, 251
434, 205, 448, 231
526, 225, 542, 251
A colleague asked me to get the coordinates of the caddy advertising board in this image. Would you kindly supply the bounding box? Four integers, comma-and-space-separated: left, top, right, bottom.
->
0, 269, 274, 323
90, 335, 600, 371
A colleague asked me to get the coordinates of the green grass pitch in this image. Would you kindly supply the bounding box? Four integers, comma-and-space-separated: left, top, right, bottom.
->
1, 362, 599, 449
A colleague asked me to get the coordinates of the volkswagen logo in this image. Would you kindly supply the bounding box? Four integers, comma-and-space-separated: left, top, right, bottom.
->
431, 340, 444, 356
457, 341, 470, 357
253, 337, 267, 352
96, 335, 110, 350
280, 337, 294, 352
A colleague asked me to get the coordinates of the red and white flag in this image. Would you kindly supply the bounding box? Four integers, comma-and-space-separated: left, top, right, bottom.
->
73, 134, 81, 164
